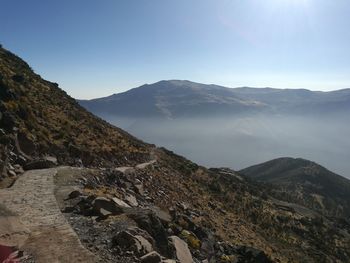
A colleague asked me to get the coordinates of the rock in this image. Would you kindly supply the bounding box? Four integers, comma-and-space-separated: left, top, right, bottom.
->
168, 236, 194, 263
126, 226, 157, 248
92, 197, 123, 216
140, 251, 162, 263
151, 206, 172, 225
44, 156, 58, 164
75, 195, 95, 215
112, 197, 131, 209
134, 183, 144, 195
13, 164, 24, 174
68, 190, 82, 199
17, 132, 36, 155
163, 260, 177, 263
24, 158, 56, 170
237, 246, 272, 263
125, 193, 139, 207
178, 202, 189, 211
130, 211, 170, 256
113, 230, 153, 256
15, 155, 27, 166
135, 235, 153, 254
99, 208, 112, 218
8, 169, 16, 177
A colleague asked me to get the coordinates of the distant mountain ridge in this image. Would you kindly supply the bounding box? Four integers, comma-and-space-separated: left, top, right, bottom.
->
240, 157, 350, 217
79, 80, 350, 119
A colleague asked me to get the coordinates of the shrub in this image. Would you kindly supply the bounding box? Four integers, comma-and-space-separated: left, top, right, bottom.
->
12, 74, 25, 83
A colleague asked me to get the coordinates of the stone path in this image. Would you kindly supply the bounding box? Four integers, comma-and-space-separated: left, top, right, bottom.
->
0, 168, 97, 263
115, 159, 157, 173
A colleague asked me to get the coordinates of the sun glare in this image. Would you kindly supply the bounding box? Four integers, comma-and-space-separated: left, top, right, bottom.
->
268, 0, 311, 7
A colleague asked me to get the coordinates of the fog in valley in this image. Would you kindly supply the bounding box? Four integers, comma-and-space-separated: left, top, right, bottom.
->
105, 114, 350, 179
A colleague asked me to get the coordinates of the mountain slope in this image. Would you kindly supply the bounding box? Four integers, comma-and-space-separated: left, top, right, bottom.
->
240, 158, 350, 217
1, 47, 350, 263
0, 46, 151, 176
79, 80, 350, 119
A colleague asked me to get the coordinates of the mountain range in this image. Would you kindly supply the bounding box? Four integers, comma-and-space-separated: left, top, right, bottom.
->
79, 80, 350, 119
1, 46, 350, 262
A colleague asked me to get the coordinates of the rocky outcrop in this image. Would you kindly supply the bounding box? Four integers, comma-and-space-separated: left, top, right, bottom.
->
168, 236, 193, 263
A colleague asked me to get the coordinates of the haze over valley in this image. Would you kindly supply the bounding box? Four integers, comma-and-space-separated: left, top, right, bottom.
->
80, 80, 350, 178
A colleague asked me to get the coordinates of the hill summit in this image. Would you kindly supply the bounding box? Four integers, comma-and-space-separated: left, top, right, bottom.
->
240, 157, 350, 217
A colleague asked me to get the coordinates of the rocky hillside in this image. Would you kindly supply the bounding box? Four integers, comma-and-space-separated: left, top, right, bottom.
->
240, 158, 350, 217
55, 150, 350, 262
0, 46, 151, 184
1, 47, 350, 263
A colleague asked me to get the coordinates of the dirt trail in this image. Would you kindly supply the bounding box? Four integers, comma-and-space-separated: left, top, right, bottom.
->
0, 168, 97, 263
0, 158, 157, 262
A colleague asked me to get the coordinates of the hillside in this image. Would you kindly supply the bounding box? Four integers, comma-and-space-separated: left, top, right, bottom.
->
240, 158, 350, 217
79, 80, 350, 119
1, 47, 350, 262
0, 46, 151, 183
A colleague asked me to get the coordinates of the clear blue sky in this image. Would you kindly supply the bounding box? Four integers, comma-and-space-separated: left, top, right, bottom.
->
1, 0, 350, 99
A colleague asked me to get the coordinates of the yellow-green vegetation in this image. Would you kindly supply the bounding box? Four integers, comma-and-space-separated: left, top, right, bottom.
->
180, 230, 201, 249
220, 255, 237, 262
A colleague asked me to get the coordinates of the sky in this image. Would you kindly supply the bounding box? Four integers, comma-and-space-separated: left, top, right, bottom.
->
1, 0, 350, 99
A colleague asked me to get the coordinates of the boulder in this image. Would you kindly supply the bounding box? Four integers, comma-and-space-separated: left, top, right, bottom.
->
92, 197, 123, 216
140, 251, 162, 263
112, 197, 131, 209
112, 230, 153, 256
125, 193, 139, 207
168, 236, 194, 263
126, 226, 156, 248
130, 211, 170, 256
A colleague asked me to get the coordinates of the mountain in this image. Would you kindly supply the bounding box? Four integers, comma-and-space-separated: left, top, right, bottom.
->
1, 46, 350, 262
79, 80, 350, 119
79, 80, 266, 119
240, 157, 350, 217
